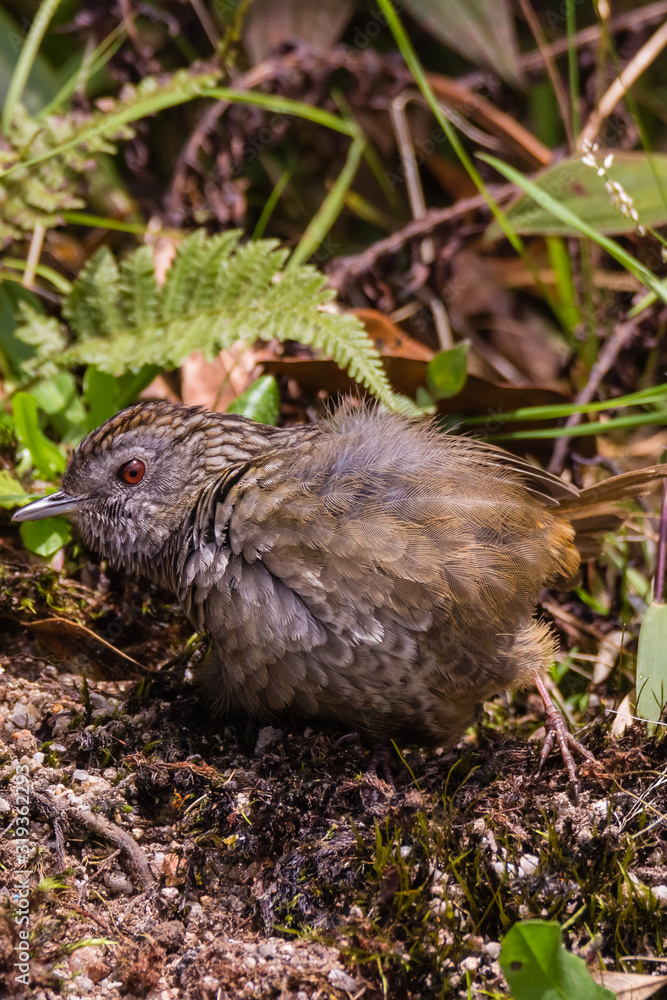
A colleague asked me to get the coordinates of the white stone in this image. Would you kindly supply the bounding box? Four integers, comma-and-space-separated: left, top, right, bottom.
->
651, 885, 667, 908
519, 853, 540, 877
328, 968, 358, 992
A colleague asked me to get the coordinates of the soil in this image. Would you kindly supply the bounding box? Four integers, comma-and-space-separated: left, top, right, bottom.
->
1, 549, 667, 1000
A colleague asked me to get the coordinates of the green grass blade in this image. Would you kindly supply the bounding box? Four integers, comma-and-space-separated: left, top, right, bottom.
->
462, 383, 667, 426
252, 168, 292, 240
480, 153, 667, 305
636, 602, 667, 731
486, 410, 667, 441
204, 89, 356, 137
289, 137, 366, 269
2, 0, 63, 133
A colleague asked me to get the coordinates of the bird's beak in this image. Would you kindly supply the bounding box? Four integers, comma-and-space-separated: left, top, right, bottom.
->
11, 491, 86, 523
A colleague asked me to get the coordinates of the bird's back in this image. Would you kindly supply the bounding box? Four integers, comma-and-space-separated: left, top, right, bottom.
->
175, 408, 580, 744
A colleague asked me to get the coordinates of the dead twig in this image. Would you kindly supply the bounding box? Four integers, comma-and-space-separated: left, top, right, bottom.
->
66, 808, 155, 891
547, 317, 640, 474
327, 186, 514, 290
579, 19, 667, 148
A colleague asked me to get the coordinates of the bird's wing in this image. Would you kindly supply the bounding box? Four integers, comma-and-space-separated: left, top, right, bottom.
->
182, 415, 579, 640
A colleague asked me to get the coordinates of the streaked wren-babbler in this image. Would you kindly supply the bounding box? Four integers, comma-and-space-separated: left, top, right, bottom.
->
14, 401, 667, 784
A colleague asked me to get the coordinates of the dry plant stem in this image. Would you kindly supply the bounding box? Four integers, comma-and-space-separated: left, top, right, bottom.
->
327, 185, 514, 289
23, 223, 45, 288
166, 46, 544, 220
516, 0, 574, 150
68, 807, 155, 890
391, 91, 452, 349
579, 19, 667, 148
548, 317, 639, 475
190, 0, 219, 49
534, 674, 594, 801
654, 479, 667, 602
461, 0, 667, 85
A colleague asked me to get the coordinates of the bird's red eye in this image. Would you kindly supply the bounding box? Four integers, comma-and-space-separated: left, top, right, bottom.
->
119, 459, 145, 485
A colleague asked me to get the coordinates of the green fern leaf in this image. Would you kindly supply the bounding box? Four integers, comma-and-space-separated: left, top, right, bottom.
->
63, 247, 123, 339
0, 69, 218, 238
14, 302, 68, 378
161, 230, 211, 322
191, 230, 245, 313
119, 246, 160, 328
32, 233, 418, 415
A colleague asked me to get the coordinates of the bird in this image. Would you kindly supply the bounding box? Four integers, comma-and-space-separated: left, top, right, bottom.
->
12, 400, 666, 788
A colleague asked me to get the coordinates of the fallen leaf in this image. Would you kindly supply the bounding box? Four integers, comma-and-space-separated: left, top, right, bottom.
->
590, 970, 667, 999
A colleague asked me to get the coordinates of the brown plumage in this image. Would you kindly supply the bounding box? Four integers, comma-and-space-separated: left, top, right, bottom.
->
12, 401, 666, 755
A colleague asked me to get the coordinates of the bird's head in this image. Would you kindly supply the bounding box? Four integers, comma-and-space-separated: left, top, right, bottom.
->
12, 400, 273, 573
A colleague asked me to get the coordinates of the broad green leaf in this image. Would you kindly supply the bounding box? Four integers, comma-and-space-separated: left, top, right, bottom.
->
0, 469, 26, 509
29, 233, 418, 417
19, 518, 71, 558
636, 601, 667, 730
480, 154, 667, 308
403, 0, 522, 86
82, 365, 159, 434
500, 921, 615, 1000
226, 376, 280, 425
30, 372, 86, 441
426, 342, 469, 400
0, 284, 42, 379
486, 153, 667, 239
12, 391, 66, 479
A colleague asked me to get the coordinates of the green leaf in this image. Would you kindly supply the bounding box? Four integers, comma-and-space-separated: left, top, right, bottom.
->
0, 7, 60, 119
0, 468, 26, 509
63, 246, 122, 339
485, 152, 667, 239
402, 0, 522, 86
479, 154, 667, 308
82, 365, 160, 434
19, 518, 71, 558
0, 284, 43, 379
426, 342, 469, 400
14, 301, 68, 378
12, 391, 66, 479
30, 232, 418, 416
30, 372, 86, 437
636, 601, 667, 731
226, 376, 280, 425
500, 921, 615, 1000
119, 245, 160, 328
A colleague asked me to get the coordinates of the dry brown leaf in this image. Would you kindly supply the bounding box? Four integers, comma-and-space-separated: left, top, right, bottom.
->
590, 970, 667, 999
180, 346, 260, 412
426, 74, 551, 168
350, 308, 434, 361
593, 631, 626, 685
610, 693, 636, 738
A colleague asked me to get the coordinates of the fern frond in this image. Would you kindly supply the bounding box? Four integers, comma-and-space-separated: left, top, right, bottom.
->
14, 302, 68, 379
0, 70, 219, 238
119, 247, 160, 328
63, 247, 122, 339
23, 232, 418, 415
161, 230, 211, 322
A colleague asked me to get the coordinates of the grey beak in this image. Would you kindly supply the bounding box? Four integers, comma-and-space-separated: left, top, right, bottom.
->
12, 491, 86, 523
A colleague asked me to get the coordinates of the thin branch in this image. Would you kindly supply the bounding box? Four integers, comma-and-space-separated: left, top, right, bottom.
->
548, 317, 639, 474
579, 19, 667, 148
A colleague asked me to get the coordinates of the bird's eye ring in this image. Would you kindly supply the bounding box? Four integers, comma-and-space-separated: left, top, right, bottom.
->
119, 458, 145, 485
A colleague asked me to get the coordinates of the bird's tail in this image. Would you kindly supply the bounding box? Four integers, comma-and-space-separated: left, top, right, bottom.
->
558, 464, 667, 558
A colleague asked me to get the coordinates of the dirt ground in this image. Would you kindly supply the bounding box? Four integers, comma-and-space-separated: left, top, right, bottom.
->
1, 553, 667, 1000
